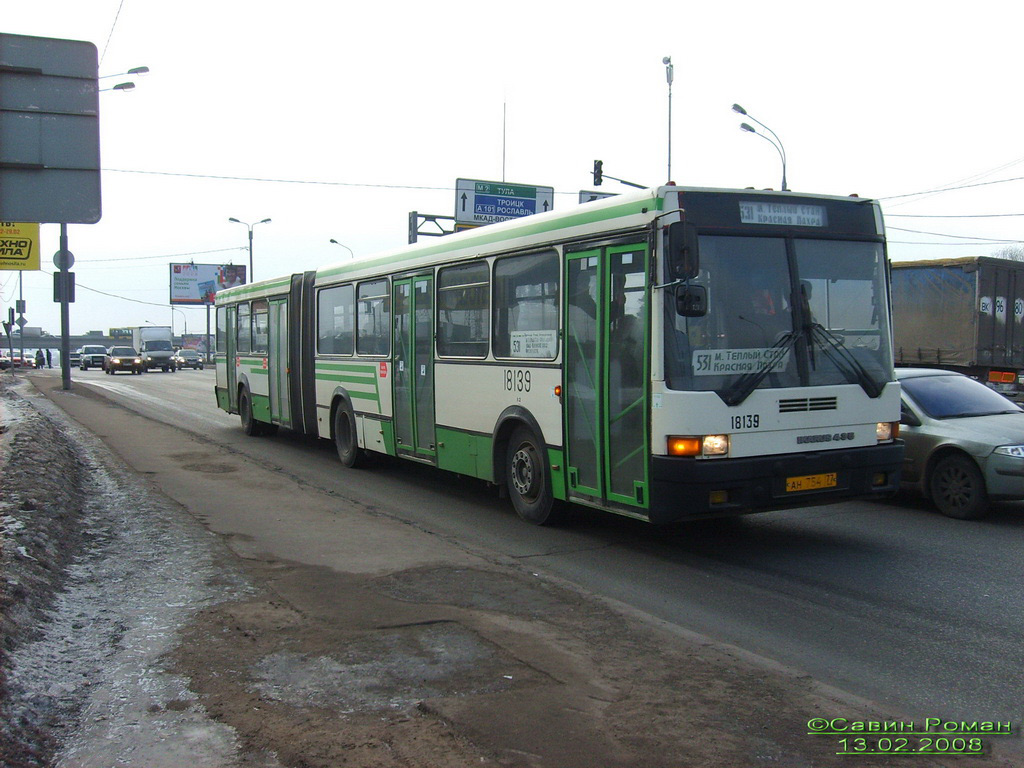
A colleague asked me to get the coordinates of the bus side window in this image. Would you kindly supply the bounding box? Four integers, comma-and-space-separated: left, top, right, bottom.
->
437, 262, 489, 358
357, 279, 391, 356
251, 299, 269, 354
236, 303, 251, 354
318, 284, 354, 355
493, 250, 559, 359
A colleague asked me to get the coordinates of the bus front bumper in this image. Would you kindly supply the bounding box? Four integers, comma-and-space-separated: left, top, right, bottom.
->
647, 442, 904, 523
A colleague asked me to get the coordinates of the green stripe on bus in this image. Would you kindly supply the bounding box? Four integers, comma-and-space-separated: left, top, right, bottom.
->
316, 362, 381, 406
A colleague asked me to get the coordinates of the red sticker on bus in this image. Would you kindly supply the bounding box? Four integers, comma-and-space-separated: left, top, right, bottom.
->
379, 362, 388, 378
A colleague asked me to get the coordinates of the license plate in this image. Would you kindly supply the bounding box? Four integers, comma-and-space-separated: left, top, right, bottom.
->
785, 472, 837, 492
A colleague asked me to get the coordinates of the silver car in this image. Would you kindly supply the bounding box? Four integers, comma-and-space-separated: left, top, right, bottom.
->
897, 368, 1024, 519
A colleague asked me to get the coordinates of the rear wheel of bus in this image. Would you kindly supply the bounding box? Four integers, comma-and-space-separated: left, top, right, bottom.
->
334, 400, 366, 468
239, 387, 263, 436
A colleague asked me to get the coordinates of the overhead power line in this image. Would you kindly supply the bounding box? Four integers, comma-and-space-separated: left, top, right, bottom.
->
886, 226, 1020, 244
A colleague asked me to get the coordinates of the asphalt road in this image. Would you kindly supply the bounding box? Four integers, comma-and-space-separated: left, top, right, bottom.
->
48, 366, 1024, 728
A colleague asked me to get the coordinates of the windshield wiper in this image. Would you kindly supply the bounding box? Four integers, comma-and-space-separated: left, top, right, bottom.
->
721, 331, 798, 406
806, 324, 884, 398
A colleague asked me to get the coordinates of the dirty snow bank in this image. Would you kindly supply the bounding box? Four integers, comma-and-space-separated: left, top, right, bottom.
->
0, 376, 267, 768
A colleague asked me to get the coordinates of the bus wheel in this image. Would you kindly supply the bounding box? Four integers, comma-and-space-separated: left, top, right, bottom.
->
334, 400, 365, 468
239, 388, 263, 436
506, 426, 561, 525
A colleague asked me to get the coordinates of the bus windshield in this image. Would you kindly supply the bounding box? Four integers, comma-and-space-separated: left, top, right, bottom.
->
664, 235, 892, 403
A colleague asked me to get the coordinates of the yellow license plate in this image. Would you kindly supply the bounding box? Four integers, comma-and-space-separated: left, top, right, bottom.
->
785, 472, 837, 492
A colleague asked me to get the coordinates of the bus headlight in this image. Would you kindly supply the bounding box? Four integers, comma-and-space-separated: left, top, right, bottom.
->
876, 421, 898, 442
668, 435, 729, 457
702, 434, 729, 455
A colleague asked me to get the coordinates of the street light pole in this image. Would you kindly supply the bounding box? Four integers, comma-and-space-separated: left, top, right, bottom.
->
228, 217, 271, 282
329, 239, 355, 258
663, 56, 674, 182
170, 307, 186, 340
732, 103, 788, 191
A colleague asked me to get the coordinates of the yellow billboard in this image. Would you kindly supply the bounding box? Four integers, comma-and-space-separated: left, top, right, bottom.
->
0, 222, 41, 271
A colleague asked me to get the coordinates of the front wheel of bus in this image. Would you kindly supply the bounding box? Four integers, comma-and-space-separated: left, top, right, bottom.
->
506, 426, 561, 525
334, 401, 365, 468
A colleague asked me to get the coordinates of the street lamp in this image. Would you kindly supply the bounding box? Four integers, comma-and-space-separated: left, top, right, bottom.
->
228, 217, 272, 282
329, 239, 355, 258
732, 103, 788, 191
99, 66, 149, 93
100, 81, 136, 93
100, 66, 150, 78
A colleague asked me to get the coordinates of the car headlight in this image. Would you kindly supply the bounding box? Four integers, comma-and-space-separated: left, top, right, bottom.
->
112, 358, 121, 364
993, 445, 1024, 458
134, 358, 142, 364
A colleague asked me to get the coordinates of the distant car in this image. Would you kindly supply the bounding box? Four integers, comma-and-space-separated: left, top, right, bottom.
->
898, 368, 1024, 519
172, 348, 204, 370
0, 352, 10, 370
103, 346, 143, 375
69, 348, 82, 368
79, 344, 108, 370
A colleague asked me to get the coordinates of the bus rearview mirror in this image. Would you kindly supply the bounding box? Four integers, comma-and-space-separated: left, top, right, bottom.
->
676, 285, 707, 317
668, 221, 699, 280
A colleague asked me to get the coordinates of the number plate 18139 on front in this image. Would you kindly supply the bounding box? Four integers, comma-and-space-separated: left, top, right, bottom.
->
785, 472, 837, 492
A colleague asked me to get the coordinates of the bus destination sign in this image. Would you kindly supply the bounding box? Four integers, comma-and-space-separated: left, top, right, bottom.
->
739, 201, 827, 228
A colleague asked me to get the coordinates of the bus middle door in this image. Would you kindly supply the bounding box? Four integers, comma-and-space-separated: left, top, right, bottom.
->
393, 275, 436, 462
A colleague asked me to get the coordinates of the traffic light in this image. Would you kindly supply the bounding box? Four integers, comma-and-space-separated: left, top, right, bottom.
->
593, 160, 603, 186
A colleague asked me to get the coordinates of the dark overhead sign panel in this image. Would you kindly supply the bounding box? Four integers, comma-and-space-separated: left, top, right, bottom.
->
0, 33, 101, 224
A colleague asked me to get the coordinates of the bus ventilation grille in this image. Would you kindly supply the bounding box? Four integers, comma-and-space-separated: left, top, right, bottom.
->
779, 396, 837, 413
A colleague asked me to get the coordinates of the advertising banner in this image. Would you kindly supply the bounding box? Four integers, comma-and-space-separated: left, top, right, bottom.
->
170, 263, 247, 305
0, 222, 41, 271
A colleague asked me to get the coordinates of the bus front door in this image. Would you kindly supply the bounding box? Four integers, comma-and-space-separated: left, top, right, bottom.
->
393, 275, 436, 462
565, 244, 649, 511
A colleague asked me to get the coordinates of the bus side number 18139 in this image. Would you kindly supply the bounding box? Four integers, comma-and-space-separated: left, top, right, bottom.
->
504, 369, 531, 392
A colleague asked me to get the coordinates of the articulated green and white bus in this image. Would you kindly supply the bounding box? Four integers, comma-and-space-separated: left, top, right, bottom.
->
215, 186, 903, 524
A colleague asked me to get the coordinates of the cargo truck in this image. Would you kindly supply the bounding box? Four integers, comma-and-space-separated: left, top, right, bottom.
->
891, 256, 1024, 398
130, 326, 177, 372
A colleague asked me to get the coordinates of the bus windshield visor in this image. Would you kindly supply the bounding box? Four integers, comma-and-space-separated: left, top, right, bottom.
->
664, 235, 893, 401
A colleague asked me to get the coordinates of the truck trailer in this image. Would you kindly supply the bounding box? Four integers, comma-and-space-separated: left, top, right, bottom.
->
891, 256, 1024, 397
130, 326, 177, 372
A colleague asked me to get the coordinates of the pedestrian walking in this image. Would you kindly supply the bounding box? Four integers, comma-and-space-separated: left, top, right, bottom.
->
45, 349, 52, 368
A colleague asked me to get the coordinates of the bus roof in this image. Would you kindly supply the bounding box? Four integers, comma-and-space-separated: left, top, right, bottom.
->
216, 185, 877, 303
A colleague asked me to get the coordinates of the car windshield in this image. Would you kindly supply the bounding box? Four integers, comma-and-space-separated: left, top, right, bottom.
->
146, 340, 173, 351
110, 347, 136, 356
901, 374, 1024, 419
83, 346, 106, 353
179, 350, 198, 357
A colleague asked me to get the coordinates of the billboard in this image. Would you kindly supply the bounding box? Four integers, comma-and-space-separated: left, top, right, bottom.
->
0, 222, 41, 271
170, 263, 247, 305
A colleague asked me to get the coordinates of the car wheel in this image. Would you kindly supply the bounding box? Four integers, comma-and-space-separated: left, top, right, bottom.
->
929, 454, 989, 520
